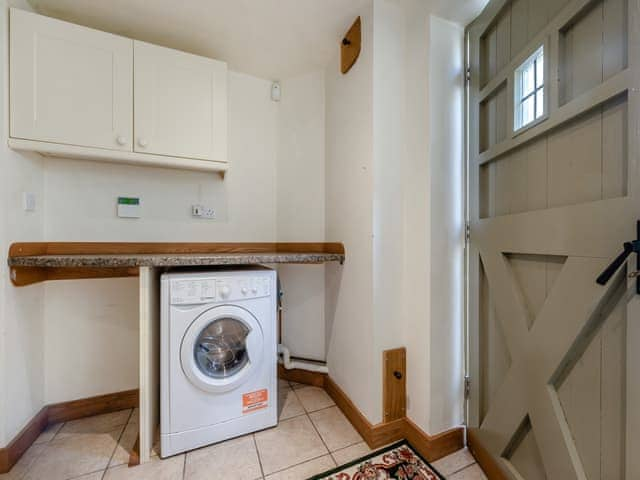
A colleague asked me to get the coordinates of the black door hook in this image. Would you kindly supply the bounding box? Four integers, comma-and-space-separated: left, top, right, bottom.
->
596, 220, 640, 294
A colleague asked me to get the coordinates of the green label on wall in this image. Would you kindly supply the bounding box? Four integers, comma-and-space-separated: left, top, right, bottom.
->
118, 197, 140, 205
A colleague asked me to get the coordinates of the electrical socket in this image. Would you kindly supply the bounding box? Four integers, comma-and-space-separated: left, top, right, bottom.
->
201, 207, 216, 219
192, 204, 216, 219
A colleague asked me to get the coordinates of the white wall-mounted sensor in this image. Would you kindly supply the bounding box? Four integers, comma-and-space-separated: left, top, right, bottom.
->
271, 82, 281, 102
117, 196, 141, 218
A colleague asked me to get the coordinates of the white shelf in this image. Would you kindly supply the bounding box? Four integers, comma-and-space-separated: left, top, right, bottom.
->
8, 138, 228, 175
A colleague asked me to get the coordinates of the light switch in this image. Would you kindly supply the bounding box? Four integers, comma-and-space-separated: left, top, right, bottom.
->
23, 192, 36, 211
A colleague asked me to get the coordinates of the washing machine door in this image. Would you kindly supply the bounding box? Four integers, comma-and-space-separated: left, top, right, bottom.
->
180, 305, 264, 393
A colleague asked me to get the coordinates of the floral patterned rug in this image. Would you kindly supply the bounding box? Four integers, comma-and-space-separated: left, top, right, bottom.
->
309, 441, 445, 479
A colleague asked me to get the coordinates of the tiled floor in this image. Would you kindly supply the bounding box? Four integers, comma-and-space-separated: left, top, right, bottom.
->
1, 380, 486, 479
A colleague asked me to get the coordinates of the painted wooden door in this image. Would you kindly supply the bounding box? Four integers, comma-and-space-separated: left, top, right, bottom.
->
10, 8, 133, 151
133, 41, 227, 163
466, 0, 640, 478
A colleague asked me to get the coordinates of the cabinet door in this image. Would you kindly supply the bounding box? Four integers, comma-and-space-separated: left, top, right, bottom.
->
134, 41, 228, 162
10, 9, 133, 151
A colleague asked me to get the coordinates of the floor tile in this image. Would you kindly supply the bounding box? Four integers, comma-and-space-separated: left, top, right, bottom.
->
151, 427, 161, 457
449, 463, 487, 480
264, 455, 335, 480
34, 423, 64, 445
56, 411, 131, 439
288, 381, 306, 390
309, 407, 362, 452
295, 387, 335, 413
254, 415, 328, 474
104, 455, 184, 480
278, 379, 290, 390
432, 448, 476, 476
0, 444, 45, 480
71, 472, 104, 480
129, 409, 139, 425
278, 388, 305, 421
184, 435, 261, 480
109, 422, 138, 467
331, 442, 372, 465
23, 427, 121, 480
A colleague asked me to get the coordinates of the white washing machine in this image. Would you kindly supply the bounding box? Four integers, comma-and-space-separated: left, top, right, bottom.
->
160, 268, 278, 457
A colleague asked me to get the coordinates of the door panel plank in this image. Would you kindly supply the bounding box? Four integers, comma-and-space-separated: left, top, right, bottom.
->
602, 95, 628, 199
561, 2, 604, 104
601, 305, 626, 480
480, 260, 513, 421
510, 0, 529, 58
603, 0, 628, 80
548, 107, 602, 208
507, 418, 548, 480
558, 333, 602, 480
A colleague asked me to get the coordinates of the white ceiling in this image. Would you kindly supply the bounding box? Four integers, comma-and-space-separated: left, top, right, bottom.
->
28, 0, 488, 80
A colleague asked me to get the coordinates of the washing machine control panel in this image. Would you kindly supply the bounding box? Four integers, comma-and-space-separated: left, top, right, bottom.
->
170, 276, 271, 305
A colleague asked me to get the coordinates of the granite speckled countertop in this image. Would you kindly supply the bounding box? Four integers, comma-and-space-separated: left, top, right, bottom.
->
8, 252, 345, 268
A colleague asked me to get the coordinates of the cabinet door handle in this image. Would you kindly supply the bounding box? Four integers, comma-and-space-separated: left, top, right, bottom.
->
116, 135, 127, 146
138, 138, 149, 148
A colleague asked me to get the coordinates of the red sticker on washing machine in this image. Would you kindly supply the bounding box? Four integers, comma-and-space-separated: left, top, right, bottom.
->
242, 389, 268, 414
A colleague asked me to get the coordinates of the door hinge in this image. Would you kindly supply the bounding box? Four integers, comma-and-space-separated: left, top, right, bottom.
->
465, 222, 471, 242
465, 67, 471, 83
464, 375, 471, 399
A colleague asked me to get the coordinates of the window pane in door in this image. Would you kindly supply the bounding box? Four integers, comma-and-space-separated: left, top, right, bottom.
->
522, 63, 535, 97
521, 96, 534, 126
536, 89, 544, 119
536, 55, 544, 88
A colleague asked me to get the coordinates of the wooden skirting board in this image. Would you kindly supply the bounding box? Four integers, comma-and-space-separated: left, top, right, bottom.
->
0, 389, 139, 474
277, 364, 327, 388
278, 367, 464, 463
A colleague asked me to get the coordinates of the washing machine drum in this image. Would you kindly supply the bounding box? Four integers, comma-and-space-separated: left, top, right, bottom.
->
181, 305, 264, 393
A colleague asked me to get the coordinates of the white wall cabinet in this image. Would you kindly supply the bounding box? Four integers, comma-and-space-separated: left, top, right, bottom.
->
10, 8, 133, 152
9, 9, 228, 173
134, 41, 227, 162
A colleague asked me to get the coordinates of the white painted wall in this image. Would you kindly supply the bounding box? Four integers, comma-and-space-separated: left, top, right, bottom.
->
383, 6, 465, 436
426, 15, 465, 434
384, 3, 466, 436
43, 279, 139, 403
401, 0, 432, 432
0, 0, 45, 446
324, 0, 465, 432
371, 0, 410, 414
276, 70, 326, 361
325, 2, 378, 423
